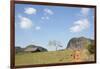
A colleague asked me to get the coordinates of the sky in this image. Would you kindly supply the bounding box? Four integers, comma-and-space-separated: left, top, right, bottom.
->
15, 4, 95, 51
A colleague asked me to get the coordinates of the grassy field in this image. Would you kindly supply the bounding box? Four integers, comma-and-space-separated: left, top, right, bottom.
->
15, 50, 94, 66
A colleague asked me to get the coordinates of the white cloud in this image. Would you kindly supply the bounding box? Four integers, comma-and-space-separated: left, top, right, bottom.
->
70, 8, 90, 33
18, 15, 33, 29
81, 8, 90, 16
41, 8, 53, 20
35, 26, 41, 30
44, 8, 54, 15
70, 19, 89, 32
24, 7, 37, 15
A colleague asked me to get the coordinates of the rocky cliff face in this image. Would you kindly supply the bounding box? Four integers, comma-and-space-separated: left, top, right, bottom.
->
24, 45, 48, 52
66, 37, 94, 50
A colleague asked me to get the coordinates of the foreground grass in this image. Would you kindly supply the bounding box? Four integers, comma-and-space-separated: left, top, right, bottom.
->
15, 50, 94, 66
15, 50, 74, 66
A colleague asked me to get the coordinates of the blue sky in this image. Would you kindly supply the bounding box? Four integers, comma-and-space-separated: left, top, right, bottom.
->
15, 4, 94, 51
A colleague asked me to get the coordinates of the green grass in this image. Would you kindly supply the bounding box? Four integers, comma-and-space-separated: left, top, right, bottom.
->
15, 49, 95, 66
15, 50, 74, 66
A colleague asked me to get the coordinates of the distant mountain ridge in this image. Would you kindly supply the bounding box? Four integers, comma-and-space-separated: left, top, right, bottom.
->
15, 47, 24, 53
15, 45, 47, 53
15, 37, 94, 53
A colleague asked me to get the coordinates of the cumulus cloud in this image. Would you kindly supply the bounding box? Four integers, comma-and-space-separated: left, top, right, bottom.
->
69, 8, 90, 33
41, 8, 53, 20
70, 19, 89, 32
44, 8, 54, 15
18, 15, 33, 29
24, 7, 37, 15
81, 8, 90, 16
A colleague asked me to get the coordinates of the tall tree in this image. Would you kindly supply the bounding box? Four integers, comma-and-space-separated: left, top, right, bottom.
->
48, 40, 63, 51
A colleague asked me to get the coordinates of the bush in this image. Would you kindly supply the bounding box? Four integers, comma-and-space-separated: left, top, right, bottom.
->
87, 44, 95, 54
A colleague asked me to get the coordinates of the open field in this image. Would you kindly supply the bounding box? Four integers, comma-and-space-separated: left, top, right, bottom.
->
15, 50, 94, 66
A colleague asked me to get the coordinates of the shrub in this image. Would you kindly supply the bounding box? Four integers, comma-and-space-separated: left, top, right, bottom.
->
87, 44, 95, 54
